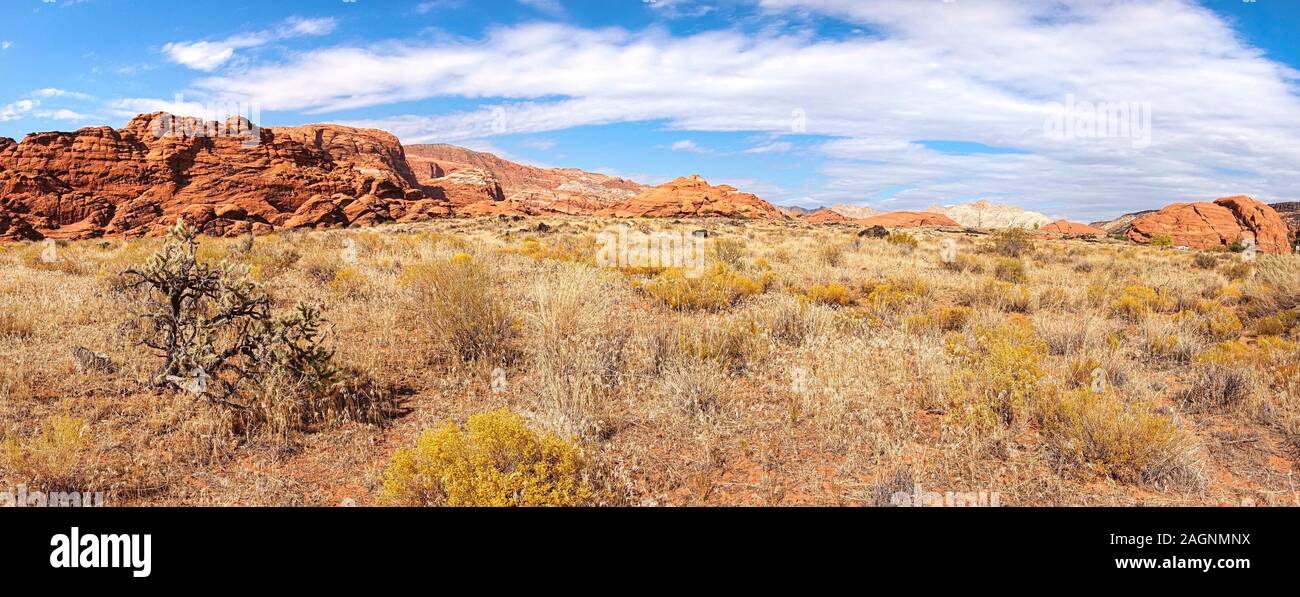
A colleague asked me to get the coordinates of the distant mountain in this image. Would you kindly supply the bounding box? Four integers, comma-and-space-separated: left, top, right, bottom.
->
829, 204, 880, 219
925, 200, 1052, 229
404, 144, 646, 215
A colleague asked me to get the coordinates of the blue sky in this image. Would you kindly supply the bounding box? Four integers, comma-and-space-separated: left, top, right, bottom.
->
3, 0, 1300, 221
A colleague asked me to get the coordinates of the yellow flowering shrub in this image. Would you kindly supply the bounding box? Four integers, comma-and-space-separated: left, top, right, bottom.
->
1, 415, 88, 489
946, 317, 1048, 431
993, 257, 1027, 283
1113, 284, 1174, 321
907, 305, 972, 333
379, 409, 596, 507
1039, 389, 1189, 484
638, 263, 763, 311
803, 282, 853, 306
329, 266, 367, 298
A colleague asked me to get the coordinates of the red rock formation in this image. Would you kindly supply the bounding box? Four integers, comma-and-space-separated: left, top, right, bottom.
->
855, 211, 959, 228
1271, 202, 1299, 246
1043, 220, 1106, 237
0, 205, 42, 240
405, 144, 643, 214
1127, 196, 1292, 254
804, 208, 848, 224
0, 113, 457, 239
598, 175, 786, 220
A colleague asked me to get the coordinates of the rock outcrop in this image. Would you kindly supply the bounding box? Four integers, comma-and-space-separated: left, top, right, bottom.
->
830, 203, 880, 220
405, 144, 644, 215
925, 200, 1052, 229
0, 113, 457, 239
855, 211, 959, 228
598, 175, 786, 220
1269, 202, 1299, 247
804, 208, 849, 224
1090, 210, 1157, 238
1127, 196, 1292, 254
1042, 220, 1106, 237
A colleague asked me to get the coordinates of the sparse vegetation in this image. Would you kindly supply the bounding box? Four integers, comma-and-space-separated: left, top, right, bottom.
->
1, 217, 1295, 505
378, 409, 597, 506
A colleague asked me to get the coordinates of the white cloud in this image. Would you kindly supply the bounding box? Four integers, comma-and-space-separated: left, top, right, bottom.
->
0, 100, 37, 122
105, 97, 212, 119
32, 88, 93, 100
415, 1, 463, 14
520, 138, 558, 150
669, 139, 709, 153
183, 1, 1300, 219
35, 108, 92, 121
1, 41, 11, 50
163, 16, 337, 71
744, 141, 792, 154
517, 0, 564, 16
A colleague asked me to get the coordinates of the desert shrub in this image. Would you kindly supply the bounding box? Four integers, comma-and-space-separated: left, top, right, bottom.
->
803, 282, 853, 307
0, 312, 34, 339
516, 235, 598, 265
1193, 252, 1219, 269
1176, 364, 1255, 413
401, 254, 517, 363
1193, 303, 1243, 341
1221, 261, 1253, 282
676, 318, 762, 373
860, 277, 928, 314
1035, 285, 1070, 310
1241, 256, 1300, 318
946, 317, 1048, 430
1197, 337, 1299, 386
1035, 313, 1110, 356
328, 266, 369, 298
941, 253, 985, 273
907, 305, 972, 333
990, 228, 1034, 257
1113, 284, 1174, 321
768, 298, 819, 347
658, 360, 728, 419
1214, 283, 1243, 305
1039, 389, 1195, 485
818, 242, 845, 266
1138, 315, 1203, 363
886, 232, 919, 250
710, 237, 748, 268
298, 251, 341, 284
638, 263, 763, 311
122, 222, 380, 431
993, 257, 1027, 283
1, 415, 88, 490
243, 240, 301, 280
379, 409, 596, 507
1150, 234, 1174, 247
1250, 310, 1297, 337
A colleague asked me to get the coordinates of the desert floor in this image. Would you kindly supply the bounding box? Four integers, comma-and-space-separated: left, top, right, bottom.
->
1, 217, 1298, 506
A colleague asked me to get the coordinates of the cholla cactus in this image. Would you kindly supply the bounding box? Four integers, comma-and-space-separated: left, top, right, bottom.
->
123, 220, 337, 409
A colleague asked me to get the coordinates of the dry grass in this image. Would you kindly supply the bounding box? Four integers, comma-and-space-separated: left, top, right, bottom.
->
1, 217, 1297, 506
